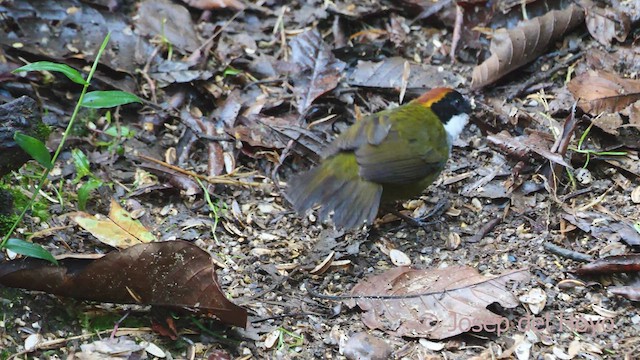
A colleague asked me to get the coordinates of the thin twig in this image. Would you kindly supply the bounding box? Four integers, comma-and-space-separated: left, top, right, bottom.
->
467, 216, 502, 243
543, 242, 593, 262
136, 154, 265, 187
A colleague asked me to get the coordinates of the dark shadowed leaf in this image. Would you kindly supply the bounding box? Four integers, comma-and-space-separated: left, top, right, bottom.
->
13, 132, 52, 169
81, 91, 142, 109
5, 238, 58, 265
0, 240, 247, 327
289, 29, 346, 114
12, 61, 87, 85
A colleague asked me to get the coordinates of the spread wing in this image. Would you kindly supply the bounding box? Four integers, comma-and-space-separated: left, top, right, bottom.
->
326, 107, 449, 185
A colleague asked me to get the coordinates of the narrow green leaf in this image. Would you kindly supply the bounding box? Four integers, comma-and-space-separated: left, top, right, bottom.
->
71, 149, 92, 181
14, 132, 53, 169
81, 91, 142, 109
104, 125, 132, 138
5, 238, 58, 265
13, 61, 87, 85
77, 179, 103, 210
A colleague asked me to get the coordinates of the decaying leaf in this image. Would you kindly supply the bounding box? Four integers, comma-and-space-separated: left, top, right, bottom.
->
289, 29, 346, 115
136, 0, 200, 53
604, 150, 640, 177
346, 57, 464, 91
575, 255, 640, 302
609, 286, 640, 301
72, 199, 157, 248
0, 241, 247, 328
585, 3, 631, 47
567, 70, 640, 115
575, 254, 640, 275
486, 131, 571, 167
562, 210, 640, 247
345, 266, 530, 339
471, 4, 584, 89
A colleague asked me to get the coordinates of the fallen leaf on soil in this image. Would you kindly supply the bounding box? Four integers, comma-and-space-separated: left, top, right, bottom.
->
346, 56, 464, 91
567, 70, 640, 115
345, 266, 530, 339
608, 286, 640, 301
584, 2, 631, 47
574, 254, 640, 276
562, 211, 640, 247
72, 199, 156, 248
472, 4, 584, 89
591, 113, 623, 135
289, 29, 346, 115
604, 150, 640, 177
137, 0, 200, 53
0, 240, 247, 328
342, 332, 393, 360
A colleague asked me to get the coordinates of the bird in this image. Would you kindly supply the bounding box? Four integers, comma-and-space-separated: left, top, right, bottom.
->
285, 87, 472, 229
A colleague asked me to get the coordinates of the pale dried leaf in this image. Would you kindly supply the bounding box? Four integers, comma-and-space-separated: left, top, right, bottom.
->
567, 70, 640, 114
585, 4, 631, 47
346, 267, 530, 339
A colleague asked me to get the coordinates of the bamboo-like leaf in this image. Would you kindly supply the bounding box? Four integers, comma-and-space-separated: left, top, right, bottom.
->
5, 238, 58, 265
13, 61, 87, 85
81, 91, 142, 109
14, 132, 53, 169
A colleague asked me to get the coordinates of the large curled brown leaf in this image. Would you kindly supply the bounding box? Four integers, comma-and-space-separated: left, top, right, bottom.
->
471, 4, 584, 89
0, 241, 247, 328
345, 266, 530, 339
567, 70, 640, 115
289, 29, 346, 115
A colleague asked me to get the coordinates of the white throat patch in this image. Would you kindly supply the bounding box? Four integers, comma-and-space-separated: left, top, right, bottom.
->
444, 113, 469, 141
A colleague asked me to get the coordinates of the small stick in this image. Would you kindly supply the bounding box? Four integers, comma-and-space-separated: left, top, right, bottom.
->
467, 216, 501, 243
543, 242, 593, 262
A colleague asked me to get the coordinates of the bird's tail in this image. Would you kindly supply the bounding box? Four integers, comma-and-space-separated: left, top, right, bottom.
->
285, 153, 382, 229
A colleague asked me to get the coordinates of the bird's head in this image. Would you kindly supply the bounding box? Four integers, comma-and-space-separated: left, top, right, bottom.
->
413, 87, 472, 140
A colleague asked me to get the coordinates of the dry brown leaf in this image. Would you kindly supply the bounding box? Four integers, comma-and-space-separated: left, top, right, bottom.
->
137, 0, 200, 53
591, 113, 623, 135
585, 3, 631, 47
471, 4, 584, 89
345, 266, 530, 339
567, 70, 640, 114
289, 29, 346, 115
0, 241, 248, 327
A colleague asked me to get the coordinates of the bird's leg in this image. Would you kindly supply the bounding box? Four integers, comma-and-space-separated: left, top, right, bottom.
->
390, 199, 450, 231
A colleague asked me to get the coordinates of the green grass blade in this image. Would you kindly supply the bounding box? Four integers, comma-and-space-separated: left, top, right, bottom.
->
13, 61, 87, 85
5, 238, 58, 264
77, 179, 103, 210
14, 132, 53, 169
81, 91, 142, 109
